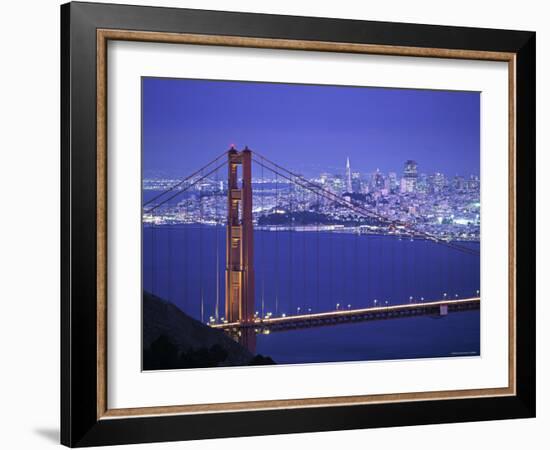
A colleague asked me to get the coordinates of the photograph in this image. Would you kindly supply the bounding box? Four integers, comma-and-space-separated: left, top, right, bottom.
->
55, 1, 536, 447
141, 77, 481, 370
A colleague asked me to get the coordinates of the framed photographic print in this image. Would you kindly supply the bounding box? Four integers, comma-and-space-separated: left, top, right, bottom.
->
61, 2, 536, 447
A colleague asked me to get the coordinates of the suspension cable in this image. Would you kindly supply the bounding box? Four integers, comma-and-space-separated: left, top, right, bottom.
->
144, 160, 228, 214
143, 150, 229, 208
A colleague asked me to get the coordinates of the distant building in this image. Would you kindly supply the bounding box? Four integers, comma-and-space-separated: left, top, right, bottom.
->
467, 174, 480, 191
401, 160, 418, 193
453, 175, 465, 191
388, 172, 398, 191
417, 173, 429, 193
345, 157, 353, 193
372, 169, 385, 192
432, 172, 446, 192
351, 171, 362, 193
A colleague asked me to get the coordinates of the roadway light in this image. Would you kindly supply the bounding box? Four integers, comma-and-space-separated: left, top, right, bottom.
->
336, 303, 340, 310
347, 304, 351, 309
476, 290, 480, 295
443, 293, 447, 299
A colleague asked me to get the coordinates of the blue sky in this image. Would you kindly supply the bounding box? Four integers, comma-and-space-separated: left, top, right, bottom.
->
142, 77, 480, 178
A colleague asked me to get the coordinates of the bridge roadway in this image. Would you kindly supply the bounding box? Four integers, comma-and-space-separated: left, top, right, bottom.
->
209, 297, 480, 333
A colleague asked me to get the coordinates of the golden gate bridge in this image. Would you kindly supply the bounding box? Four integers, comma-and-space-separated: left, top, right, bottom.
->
143, 146, 480, 353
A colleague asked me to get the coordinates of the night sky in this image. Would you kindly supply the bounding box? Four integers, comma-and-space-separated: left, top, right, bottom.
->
142, 77, 480, 178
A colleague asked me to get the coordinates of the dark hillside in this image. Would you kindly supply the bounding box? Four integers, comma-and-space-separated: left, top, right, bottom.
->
143, 292, 274, 370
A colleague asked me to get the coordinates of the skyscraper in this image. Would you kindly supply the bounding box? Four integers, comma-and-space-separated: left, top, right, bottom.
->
388, 172, 398, 191
345, 157, 353, 193
351, 171, 362, 193
401, 160, 418, 193
432, 172, 446, 192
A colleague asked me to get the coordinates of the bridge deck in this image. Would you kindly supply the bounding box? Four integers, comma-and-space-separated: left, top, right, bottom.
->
209, 297, 480, 333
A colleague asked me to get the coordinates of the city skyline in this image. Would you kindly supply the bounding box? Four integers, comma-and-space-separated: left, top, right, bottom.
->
142, 78, 480, 178
143, 152, 480, 243
144, 155, 480, 185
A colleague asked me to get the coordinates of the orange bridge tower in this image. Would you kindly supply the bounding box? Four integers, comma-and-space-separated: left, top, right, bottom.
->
225, 147, 255, 342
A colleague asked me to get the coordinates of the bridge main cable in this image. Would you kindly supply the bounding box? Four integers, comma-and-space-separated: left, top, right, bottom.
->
142, 150, 229, 209
143, 159, 228, 214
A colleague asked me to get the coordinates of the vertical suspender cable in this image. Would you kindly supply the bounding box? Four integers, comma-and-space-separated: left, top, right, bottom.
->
442, 237, 445, 300
329, 203, 334, 309
379, 219, 383, 306
353, 214, 358, 308
390, 223, 395, 305
199, 175, 204, 323
367, 223, 371, 305
168, 209, 172, 302
316, 192, 320, 313
410, 229, 415, 303
260, 158, 265, 318
342, 216, 346, 308
184, 197, 188, 312
302, 186, 306, 312
448, 232, 452, 300
215, 165, 220, 322
402, 229, 406, 304
289, 182, 293, 315
151, 219, 155, 297
275, 171, 279, 316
